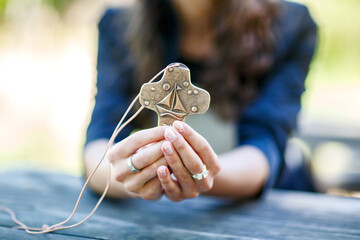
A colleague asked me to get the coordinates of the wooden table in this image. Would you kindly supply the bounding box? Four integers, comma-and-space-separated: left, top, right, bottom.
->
0, 170, 359, 239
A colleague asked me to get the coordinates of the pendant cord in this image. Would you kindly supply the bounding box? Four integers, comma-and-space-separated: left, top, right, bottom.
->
0, 63, 180, 234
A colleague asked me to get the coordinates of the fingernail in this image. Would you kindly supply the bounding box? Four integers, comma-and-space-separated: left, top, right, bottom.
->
174, 121, 184, 132
163, 142, 173, 154
165, 128, 177, 142
159, 167, 167, 177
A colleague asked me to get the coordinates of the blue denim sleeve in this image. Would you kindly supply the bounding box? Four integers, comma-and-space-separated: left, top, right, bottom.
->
85, 9, 135, 145
238, 4, 317, 190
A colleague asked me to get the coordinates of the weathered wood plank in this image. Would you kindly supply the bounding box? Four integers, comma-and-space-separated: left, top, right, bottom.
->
0, 225, 104, 240
0, 170, 360, 239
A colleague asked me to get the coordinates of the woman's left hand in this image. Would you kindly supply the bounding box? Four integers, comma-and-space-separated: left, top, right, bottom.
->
157, 121, 221, 202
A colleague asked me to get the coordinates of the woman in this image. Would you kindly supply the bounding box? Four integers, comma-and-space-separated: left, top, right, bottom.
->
84, 0, 317, 201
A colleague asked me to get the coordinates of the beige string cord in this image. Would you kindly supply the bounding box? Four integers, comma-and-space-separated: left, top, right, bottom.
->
0, 63, 181, 234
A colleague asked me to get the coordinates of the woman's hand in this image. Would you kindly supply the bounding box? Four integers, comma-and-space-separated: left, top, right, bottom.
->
107, 127, 168, 200
157, 121, 221, 202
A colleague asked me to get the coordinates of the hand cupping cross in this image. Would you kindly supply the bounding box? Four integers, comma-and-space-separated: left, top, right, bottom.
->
108, 63, 219, 202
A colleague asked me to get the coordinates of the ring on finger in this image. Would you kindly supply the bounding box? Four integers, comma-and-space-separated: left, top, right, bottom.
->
191, 165, 209, 180
127, 154, 141, 173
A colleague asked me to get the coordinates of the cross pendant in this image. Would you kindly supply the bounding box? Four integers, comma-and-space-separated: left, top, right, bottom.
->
139, 63, 210, 126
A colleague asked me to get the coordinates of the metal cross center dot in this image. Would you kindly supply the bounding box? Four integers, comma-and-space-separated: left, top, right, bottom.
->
139, 63, 211, 126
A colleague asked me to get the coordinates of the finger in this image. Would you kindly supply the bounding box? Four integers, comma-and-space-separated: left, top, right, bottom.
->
114, 156, 168, 192
164, 127, 203, 175
161, 141, 198, 198
131, 140, 166, 170
108, 126, 167, 159
162, 137, 212, 193
138, 177, 163, 200
173, 121, 219, 172
157, 166, 182, 202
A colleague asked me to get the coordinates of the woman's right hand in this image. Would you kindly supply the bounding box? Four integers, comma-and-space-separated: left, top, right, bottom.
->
107, 127, 168, 200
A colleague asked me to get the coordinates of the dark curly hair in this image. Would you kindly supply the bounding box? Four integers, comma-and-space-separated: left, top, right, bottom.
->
127, 0, 280, 120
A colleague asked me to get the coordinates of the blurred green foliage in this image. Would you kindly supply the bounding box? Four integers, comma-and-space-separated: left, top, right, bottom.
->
0, 0, 8, 22
294, 0, 360, 84
0, 0, 75, 22
42, 0, 74, 15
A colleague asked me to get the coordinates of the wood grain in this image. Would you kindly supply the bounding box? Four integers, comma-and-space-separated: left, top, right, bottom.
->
0, 170, 359, 239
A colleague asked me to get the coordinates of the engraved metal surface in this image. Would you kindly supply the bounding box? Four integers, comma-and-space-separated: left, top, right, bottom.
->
139, 63, 211, 126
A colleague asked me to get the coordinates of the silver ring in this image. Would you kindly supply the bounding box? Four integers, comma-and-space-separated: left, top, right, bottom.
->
127, 155, 140, 173
191, 165, 209, 180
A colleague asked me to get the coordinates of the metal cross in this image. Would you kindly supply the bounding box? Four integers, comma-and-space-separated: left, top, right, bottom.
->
139, 63, 210, 126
